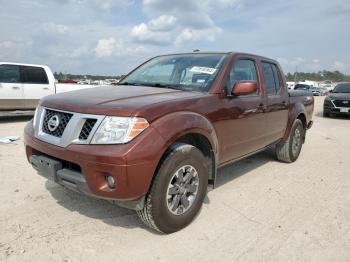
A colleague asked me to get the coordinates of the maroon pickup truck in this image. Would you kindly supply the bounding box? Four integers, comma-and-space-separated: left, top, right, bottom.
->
24, 52, 314, 233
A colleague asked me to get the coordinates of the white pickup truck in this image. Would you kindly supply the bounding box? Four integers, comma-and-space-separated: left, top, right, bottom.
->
0, 62, 96, 111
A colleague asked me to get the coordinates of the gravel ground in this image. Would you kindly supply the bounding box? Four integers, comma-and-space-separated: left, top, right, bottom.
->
1, 97, 350, 262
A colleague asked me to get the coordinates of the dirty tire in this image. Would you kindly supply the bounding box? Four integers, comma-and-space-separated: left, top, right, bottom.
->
276, 119, 305, 163
137, 143, 208, 234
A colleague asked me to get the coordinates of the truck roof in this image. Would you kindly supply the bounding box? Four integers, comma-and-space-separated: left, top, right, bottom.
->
0, 62, 49, 68
153, 51, 279, 63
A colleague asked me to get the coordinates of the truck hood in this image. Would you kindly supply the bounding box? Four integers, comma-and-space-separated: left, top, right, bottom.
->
40, 85, 207, 121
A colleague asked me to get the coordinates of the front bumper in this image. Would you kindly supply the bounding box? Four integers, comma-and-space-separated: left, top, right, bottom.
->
24, 121, 165, 209
324, 106, 350, 115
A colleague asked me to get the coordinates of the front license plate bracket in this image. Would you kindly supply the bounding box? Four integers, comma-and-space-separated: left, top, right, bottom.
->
30, 155, 62, 182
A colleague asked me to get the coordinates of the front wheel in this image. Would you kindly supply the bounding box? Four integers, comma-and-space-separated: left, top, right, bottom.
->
276, 119, 305, 163
137, 143, 208, 233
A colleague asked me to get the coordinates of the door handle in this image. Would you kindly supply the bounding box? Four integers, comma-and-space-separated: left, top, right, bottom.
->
12, 86, 20, 90
43, 87, 49, 90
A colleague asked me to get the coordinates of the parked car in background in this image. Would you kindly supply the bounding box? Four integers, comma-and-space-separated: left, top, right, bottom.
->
309, 87, 321, 96
24, 51, 314, 233
294, 83, 311, 91
323, 82, 350, 117
286, 81, 295, 90
0, 62, 95, 110
319, 87, 329, 96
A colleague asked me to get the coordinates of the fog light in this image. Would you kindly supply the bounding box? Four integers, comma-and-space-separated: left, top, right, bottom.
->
106, 175, 116, 189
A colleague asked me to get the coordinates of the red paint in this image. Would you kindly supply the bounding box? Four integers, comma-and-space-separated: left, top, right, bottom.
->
24, 52, 314, 201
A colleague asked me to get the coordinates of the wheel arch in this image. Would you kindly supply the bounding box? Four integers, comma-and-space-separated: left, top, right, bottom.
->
280, 102, 307, 143
151, 112, 219, 187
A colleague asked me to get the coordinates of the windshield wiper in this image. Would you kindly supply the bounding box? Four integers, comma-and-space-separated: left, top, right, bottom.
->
118, 81, 187, 91
118, 82, 139, 86
141, 83, 184, 90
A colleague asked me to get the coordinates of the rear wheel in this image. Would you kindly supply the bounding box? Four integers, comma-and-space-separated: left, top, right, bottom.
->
276, 119, 305, 163
137, 143, 208, 233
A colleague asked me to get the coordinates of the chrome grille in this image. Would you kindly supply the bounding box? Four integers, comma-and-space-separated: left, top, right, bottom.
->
333, 100, 350, 107
79, 119, 97, 140
42, 109, 73, 137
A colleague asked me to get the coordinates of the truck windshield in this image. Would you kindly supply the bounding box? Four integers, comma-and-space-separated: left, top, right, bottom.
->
118, 54, 227, 92
333, 83, 350, 93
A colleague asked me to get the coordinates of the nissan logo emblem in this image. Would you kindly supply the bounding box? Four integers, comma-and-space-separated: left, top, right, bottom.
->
47, 115, 60, 132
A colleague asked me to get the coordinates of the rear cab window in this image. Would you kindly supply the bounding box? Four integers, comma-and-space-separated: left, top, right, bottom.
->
21, 66, 49, 84
261, 62, 282, 95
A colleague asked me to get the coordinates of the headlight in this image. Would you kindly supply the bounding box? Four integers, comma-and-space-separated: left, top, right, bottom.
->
91, 116, 149, 144
33, 106, 39, 128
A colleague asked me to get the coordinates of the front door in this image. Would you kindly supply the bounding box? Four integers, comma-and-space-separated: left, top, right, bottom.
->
216, 58, 267, 163
0, 64, 24, 110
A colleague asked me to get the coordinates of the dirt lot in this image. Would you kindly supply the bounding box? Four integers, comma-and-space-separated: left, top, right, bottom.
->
1, 97, 350, 262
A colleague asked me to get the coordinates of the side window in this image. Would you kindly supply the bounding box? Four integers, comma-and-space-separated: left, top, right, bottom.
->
271, 64, 282, 93
0, 64, 20, 83
261, 62, 281, 95
228, 59, 258, 94
22, 66, 49, 84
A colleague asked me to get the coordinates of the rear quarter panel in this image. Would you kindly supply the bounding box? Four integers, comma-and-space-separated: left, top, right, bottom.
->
282, 93, 314, 141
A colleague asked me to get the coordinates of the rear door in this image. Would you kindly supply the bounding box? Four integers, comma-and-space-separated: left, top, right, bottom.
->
260, 61, 288, 144
21, 66, 51, 109
0, 64, 24, 110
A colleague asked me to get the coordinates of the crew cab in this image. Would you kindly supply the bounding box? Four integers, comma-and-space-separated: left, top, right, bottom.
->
0, 62, 94, 111
24, 52, 314, 233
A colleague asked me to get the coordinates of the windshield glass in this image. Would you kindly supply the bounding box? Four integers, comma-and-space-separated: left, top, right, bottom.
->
119, 54, 227, 92
333, 83, 350, 93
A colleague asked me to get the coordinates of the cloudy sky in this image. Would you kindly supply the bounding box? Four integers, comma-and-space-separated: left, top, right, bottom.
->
0, 0, 349, 75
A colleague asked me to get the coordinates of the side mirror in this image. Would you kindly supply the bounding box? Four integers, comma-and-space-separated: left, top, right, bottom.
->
231, 81, 258, 96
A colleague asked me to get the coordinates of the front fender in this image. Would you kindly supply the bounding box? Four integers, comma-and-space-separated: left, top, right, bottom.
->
151, 111, 219, 161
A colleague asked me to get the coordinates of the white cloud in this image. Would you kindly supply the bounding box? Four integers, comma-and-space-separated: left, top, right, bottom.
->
0, 40, 14, 49
92, 0, 131, 10
306, 59, 322, 71
330, 61, 349, 72
131, 0, 236, 46
148, 15, 176, 31
176, 27, 222, 44
0, 40, 32, 61
200, 0, 240, 12
42, 22, 68, 34
131, 23, 172, 45
94, 37, 121, 57
290, 57, 305, 66
1, 0, 350, 75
